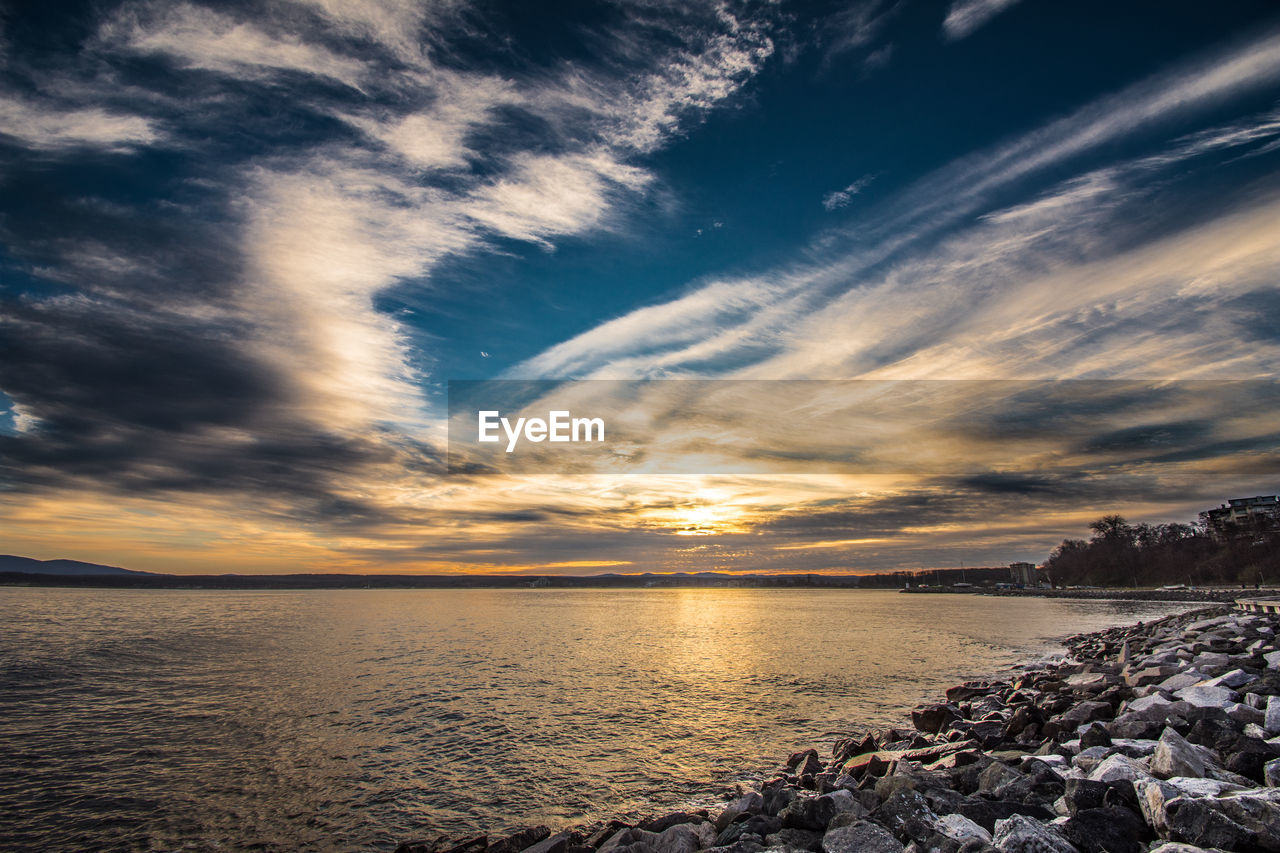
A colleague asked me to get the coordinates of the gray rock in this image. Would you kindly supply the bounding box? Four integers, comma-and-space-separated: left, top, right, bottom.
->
1266, 756, 1280, 787
821, 821, 904, 853
913, 704, 961, 734
641, 813, 706, 834
1202, 668, 1253, 690
1225, 702, 1264, 726
1148, 844, 1226, 853
1063, 779, 1113, 817
1078, 724, 1111, 749
1173, 684, 1238, 710
991, 814, 1078, 853
1061, 807, 1143, 853
978, 763, 1032, 801
487, 828, 551, 853
520, 833, 570, 853
764, 828, 823, 852
1150, 728, 1206, 779
1123, 695, 1190, 721
600, 825, 718, 853
716, 793, 765, 832
780, 791, 856, 831
873, 790, 940, 843
1263, 649, 1280, 669
1266, 695, 1280, 735
1162, 795, 1256, 851
1157, 672, 1206, 693
717, 817, 782, 847
1086, 753, 1150, 784
935, 814, 991, 845
1055, 701, 1113, 729
701, 842, 764, 853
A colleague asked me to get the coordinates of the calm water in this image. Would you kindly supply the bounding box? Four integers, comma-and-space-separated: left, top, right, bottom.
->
0, 588, 1191, 852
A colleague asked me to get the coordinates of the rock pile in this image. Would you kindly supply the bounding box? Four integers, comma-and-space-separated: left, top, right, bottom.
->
397, 605, 1280, 853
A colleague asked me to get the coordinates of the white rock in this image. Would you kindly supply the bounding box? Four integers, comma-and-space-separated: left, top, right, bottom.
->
1088, 753, 1151, 784
1110, 738, 1159, 757
1164, 776, 1247, 797
1157, 672, 1206, 692
936, 813, 991, 844
1265, 649, 1280, 669
1173, 684, 1238, 709
992, 814, 1078, 853
1202, 668, 1252, 689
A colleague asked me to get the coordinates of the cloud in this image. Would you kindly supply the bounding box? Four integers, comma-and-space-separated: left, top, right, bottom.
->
942, 0, 1023, 41
0, 96, 159, 151
0, 0, 782, 522
822, 175, 875, 211
509, 31, 1280, 383
100, 2, 371, 89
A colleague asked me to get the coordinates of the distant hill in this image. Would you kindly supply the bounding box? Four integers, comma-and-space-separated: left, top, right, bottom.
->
0, 555, 155, 576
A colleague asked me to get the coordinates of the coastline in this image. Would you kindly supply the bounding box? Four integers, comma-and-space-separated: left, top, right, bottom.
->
399, 603, 1280, 853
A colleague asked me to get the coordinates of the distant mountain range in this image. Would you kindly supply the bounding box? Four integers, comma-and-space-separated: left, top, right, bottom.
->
0, 555, 156, 576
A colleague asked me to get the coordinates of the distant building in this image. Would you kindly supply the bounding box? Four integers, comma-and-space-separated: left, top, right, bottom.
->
1009, 562, 1037, 586
1205, 495, 1280, 533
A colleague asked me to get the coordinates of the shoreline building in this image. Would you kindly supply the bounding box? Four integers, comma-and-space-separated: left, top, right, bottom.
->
1204, 495, 1280, 535
1009, 561, 1037, 586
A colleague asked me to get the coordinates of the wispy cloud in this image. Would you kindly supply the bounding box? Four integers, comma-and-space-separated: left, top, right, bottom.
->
822, 174, 875, 210
510, 30, 1280, 382
0, 96, 160, 151
0, 0, 780, 508
942, 0, 1022, 41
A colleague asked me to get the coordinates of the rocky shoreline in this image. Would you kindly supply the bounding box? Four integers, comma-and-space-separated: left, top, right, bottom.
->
397, 605, 1280, 853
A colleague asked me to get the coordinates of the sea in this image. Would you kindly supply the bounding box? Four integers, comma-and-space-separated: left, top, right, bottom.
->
0, 587, 1194, 852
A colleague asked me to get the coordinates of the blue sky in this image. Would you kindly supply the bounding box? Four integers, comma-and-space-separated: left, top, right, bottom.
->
1, 0, 1279, 573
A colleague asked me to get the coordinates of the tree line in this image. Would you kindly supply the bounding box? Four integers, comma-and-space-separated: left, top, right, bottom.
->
1042, 511, 1280, 588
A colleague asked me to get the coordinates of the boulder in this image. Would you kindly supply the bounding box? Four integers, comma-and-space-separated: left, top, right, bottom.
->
1078, 724, 1111, 749
978, 763, 1032, 801
913, 704, 961, 734
1055, 701, 1113, 729
991, 814, 1078, 853
821, 820, 904, 853
1150, 728, 1206, 779
1202, 669, 1253, 690
1087, 754, 1150, 784
790, 750, 824, 778
521, 834, 570, 853
1173, 684, 1238, 710
764, 828, 823, 852
1061, 779, 1108, 816
1061, 807, 1144, 853
1266, 695, 1280, 736
935, 814, 991, 846
1161, 796, 1256, 851
599, 824, 716, 853
715, 793, 764, 832
872, 790, 940, 844
780, 791, 857, 831
716, 816, 782, 847
641, 813, 706, 834
1266, 756, 1280, 787
489, 828, 551, 853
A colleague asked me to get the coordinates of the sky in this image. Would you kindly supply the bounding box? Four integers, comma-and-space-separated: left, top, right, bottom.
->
2, 0, 1280, 575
